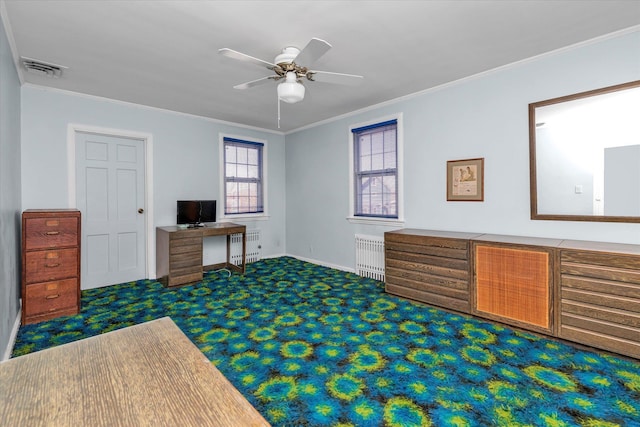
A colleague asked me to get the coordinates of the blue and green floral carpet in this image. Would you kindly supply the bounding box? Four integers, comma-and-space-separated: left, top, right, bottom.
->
13, 257, 640, 426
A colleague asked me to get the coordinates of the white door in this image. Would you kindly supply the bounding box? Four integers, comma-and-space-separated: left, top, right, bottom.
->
76, 132, 146, 289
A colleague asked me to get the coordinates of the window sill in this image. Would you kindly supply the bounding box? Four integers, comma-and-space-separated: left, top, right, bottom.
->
346, 216, 405, 227
220, 213, 270, 221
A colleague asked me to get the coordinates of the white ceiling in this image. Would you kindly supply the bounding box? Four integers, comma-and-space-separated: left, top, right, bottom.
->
2, 1, 639, 133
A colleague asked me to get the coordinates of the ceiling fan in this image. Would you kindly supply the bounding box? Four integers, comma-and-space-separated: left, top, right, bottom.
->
219, 38, 363, 127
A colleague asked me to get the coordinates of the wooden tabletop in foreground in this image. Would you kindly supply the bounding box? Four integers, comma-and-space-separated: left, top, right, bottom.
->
0, 317, 271, 427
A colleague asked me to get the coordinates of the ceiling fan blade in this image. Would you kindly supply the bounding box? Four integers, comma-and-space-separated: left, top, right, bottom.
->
307, 70, 364, 85
218, 48, 277, 69
233, 76, 275, 90
293, 38, 332, 67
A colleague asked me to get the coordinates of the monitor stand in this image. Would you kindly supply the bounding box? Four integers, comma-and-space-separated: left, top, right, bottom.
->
187, 223, 205, 228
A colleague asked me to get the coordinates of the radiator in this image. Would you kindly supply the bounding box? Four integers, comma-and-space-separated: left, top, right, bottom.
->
230, 229, 262, 265
355, 234, 385, 281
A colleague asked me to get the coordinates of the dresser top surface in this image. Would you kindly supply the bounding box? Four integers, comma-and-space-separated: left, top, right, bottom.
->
473, 234, 564, 247
559, 239, 640, 255
386, 228, 484, 239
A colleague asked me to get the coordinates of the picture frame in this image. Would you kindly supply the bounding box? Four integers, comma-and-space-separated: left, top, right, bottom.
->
447, 158, 484, 201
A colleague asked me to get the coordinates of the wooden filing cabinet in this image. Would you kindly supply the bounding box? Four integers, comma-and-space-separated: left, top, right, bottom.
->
22, 210, 81, 324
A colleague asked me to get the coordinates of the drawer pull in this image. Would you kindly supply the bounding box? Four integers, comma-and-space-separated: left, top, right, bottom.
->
45, 294, 60, 299
45, 231, 60, 236
45, 263, 61, 268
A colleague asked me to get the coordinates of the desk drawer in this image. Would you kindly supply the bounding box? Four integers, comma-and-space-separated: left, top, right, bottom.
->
24, 279, 78, 316
170, 252, 203, 270
25, 248, 78, 283
170, 237, 202, 255
168, 268, 203, 287
24, 217, 79, 250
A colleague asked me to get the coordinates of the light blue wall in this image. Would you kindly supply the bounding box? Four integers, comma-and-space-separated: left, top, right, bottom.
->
285, 31, 640, 271
21, 87, 286, 275
0, 15, 22, 358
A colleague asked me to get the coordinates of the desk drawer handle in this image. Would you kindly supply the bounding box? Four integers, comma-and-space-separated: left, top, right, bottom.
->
45, 294, 60, 299
45, 263, 60, 268
45, 231, 60, 236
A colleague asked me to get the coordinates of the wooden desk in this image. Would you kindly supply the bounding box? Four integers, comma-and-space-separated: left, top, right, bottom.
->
156, 223, 246, 287
0, 317, 270, 427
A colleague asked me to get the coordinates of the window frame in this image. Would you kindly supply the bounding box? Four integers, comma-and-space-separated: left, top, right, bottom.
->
348, 114, 404, 226
219, 134, 269, 220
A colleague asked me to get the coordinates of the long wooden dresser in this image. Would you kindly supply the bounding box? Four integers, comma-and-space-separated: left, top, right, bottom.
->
22, 209, 81, 324
384, 229, 640, 359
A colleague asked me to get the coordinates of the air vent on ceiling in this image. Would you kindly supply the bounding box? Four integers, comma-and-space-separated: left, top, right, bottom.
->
20, 56, 67, 78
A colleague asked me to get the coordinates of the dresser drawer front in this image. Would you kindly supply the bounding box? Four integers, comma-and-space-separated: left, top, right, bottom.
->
24, 217, 79, 250
24, 279, 78, 316
25, 248, 79, 283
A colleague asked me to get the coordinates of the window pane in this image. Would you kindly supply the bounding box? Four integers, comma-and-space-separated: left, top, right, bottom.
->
237, 147, 248, 164
226, 163, 236, 178
384, 151, 396, 169
359, 154, 371, 172
371, 153, 384, 171
226, 146, 236, 163
239, 196, 249, 211
361, 194, 371, 214
248, 165, 259, 179
383, 175, 396, 193
383, 130, 396, 152
239, 182, 249, 196
359, 136, 371, 155
382, 175, 397, 216
247, 148, 258, 165
371, 133, 384, 154
237, 164, 248, 178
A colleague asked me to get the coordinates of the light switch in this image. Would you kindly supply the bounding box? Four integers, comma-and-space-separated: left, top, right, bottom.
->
575, 185, 583, 194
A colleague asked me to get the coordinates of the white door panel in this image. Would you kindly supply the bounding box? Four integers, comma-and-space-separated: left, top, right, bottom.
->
76, 132, 146, 289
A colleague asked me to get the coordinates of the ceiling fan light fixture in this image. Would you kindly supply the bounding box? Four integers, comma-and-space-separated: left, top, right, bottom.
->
277, 72, 305, 103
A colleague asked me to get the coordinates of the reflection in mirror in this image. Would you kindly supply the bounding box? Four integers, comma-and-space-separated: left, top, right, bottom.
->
529, 80, 640, 223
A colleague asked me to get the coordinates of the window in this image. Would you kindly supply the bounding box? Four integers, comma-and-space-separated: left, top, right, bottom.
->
222, 137, 264, 215
351, 119, 399, 219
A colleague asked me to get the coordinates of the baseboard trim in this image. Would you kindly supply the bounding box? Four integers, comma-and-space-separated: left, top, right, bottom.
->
3, 306, 21, 361
287, 254, 354, 274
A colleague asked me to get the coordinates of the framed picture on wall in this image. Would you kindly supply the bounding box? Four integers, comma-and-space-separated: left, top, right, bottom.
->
447, 158, 484, 201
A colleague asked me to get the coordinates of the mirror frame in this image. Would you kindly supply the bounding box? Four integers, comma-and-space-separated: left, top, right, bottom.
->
529, 80, 640, 223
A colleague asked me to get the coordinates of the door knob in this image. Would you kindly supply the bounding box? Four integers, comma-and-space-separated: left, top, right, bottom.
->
138, 208, 144, 214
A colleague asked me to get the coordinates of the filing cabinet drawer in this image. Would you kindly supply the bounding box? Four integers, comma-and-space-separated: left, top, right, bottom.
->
24, 279, 79, 316
24, 248, 79, 283
23, 217, 79, 250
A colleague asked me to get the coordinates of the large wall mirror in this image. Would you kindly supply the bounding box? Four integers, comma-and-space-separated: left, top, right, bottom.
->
529, 80, 640, 223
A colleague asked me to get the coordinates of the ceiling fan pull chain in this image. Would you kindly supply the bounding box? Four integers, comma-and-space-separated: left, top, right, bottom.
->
277, 96, 281, 129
